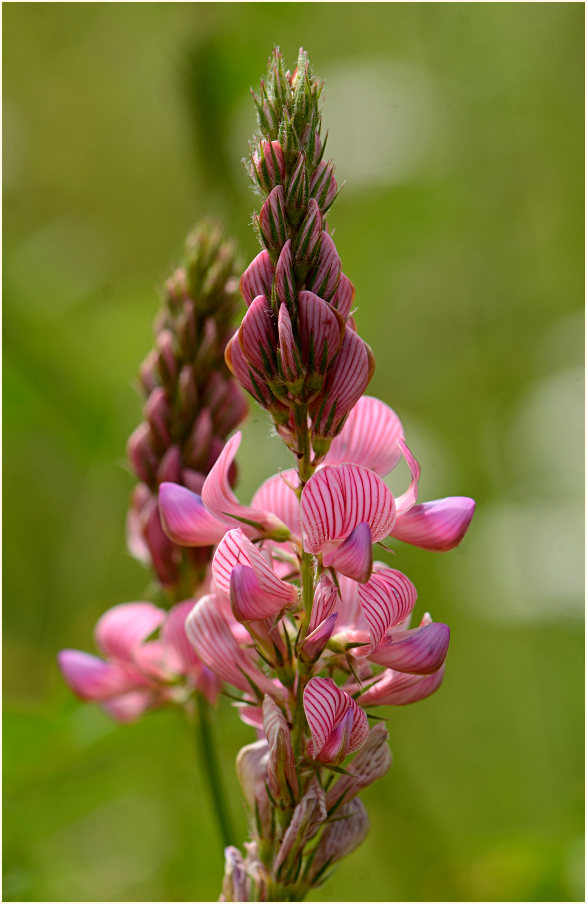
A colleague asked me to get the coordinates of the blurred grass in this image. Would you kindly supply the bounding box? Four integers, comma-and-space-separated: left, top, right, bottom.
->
3, 4, 584, 902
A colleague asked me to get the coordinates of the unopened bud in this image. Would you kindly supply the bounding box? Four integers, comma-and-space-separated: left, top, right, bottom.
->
221, 846, 248, 903
252, 140, 286, 194
156, 445, 182, 485
285, 152, 309, 225
263, 695, 298, 803
236, 739, 272, 840
177, 364, 198, 421
139, 350, 160, 395
127, 423, 159, 485
309, 799, 369, 881
326, 722, 392, 811
292, 198, 322, 272
144, 386, 171, 448
184, 408, 213, 470
273, 778, 327, 878
310, 160, 338, 211
273, 240, 297, 312
306, 232, 341, 302
177, 299, 197, 358
257, 185, 288, 256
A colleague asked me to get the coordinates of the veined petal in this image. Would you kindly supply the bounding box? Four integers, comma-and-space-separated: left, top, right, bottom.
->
277, 303, 300, 381
323, 522, 373, 583
326, 396, 405, 476
158, 483, 227, 546
394, 439, 421, 515
303, 676, 368, 763
230, 563, 288, 621
358, 665, 445, 706
240, 250, 274, 307
314, 329, 375, 436
212, 529, 298, 606
309, 798, 369, 879
301, 463, 395, 553
185, 594, 277, 696
369, 622, 450, 674
391, 496, 476, 551
239, 294, 277, 375
298, 290, 344, 373
202, 433, 289, 537
332, 273, 354, 320
225, 333, 272, 406
357, 567, 418, 645
250, 469, 301, 538
301, 613, 338, 662
57, 650, 138, 700
308, 573, 339, 632
94, 603, 165, 662
306, 232, 341, 302
325, 722, 391, 810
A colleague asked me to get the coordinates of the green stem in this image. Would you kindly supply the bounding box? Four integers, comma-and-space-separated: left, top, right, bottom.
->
193, 691, 236, 856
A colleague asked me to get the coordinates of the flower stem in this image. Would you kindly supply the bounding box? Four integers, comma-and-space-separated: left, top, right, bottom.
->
193, 691, 236, 856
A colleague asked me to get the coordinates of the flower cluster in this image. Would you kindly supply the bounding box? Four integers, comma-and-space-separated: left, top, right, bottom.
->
127, 220, 247, 594
225, 48, 374, 470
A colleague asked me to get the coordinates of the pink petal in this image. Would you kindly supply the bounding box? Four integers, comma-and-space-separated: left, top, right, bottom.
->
57, 650, 138, 700
301, 612, 338, 662
158, 483, 227, 546
161, 600, 201, 674
323, 522, 373, 584
238, 294, 277, 375
394, 439, 421, 515
240, 250, 274, 307
358, 666, 445, 706
298, 290, 344, 373
303, 677, 369, 762
274, 240, 296, 311
185, 594, 278, 696
332, 273, 354, 320
212, 529, 298, 606
357, 567, 418, 645
314, 330, 375, 437
301, 463, 395, 553
250, 469, 301, 538
225, 333, 272, 406
308, 573, 339, 632
202, 433, 289, 537
306, 232, 341, 302
325, 722, 391, 810
278, 303, 301, 381
101, 689, 153, 722
390, 496, 476, 551
230, 563, 289, 621
258, 185, 288, 253
94, 603, 166, 662
369, 622, 450, 674
326, 396, 405, 476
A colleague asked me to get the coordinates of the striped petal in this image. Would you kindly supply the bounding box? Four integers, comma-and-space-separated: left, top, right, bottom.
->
391, 496, 476, 551
357, 567, 418, 645
57, 650, 138, 700
306, 232, 341, 302
250, 469, 301, 538
158, 483, 227, 546
326, 396, 405, 476
303, 676, 369, 764
278, 303, 301, 381
202, 433, 289, 537
394, 439, 421, 515
301, 613, 338, 662
301, 463, 395, 553
298, 290, 344, 373
274, 240, 296, 311
230, 563, 289, 621
314, 329, 375, 437
358, 666, 445, 706
212, 528, 298, 607
332, 273, 354, 320
308, 573, 339, 632
185, 593, 277, 696
240, 250, 274, 307
369, 622, 450, 674
225, 332, 272, 406
323, 522, 373, 583
94, 602, 166, 662
238, 294, 277, 375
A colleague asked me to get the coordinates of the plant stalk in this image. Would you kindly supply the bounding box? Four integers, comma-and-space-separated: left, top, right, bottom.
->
193, 691, 236, 857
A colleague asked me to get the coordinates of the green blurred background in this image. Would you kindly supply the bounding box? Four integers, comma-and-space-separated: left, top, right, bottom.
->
3, 4, 584, 901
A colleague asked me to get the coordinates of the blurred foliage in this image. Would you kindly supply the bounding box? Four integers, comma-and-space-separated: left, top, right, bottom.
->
3, 4, 584, 902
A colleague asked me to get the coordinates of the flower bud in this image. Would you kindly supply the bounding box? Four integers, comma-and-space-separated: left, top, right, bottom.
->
285, 152, 309, 225
300, 612, 338, 663
257, 185, 288, 256
252, 139, 286, 194
177, 364, 198, 422
292, 198, 322, 272
309, 799, 369, 881
156, 445, 182, 485
325, 723, 392, 811
306, 232, 341, 302
273, 778, 327, 879
236, 739, 272, 839
156, 330, 177, 385
139, 350, 160, 395
263, 696, 298, 804
310, 160, 338, 211
176, 299, 197, 357
144, 386, 171, 448
221, 846, 248, 903
240, 250, 274, 308
184, 408, 213, 470
273, 240, 297, 312
127, 423, 159, 485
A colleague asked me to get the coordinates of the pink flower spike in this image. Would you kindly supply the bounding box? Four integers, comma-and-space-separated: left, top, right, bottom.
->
94, 602, 166, 662
369, 622, 450, 675
358, 666, 445, 707
57, 650, 136, 700
158, 483, 227, 546
202, 433, 290, 538
298, 290, 345, 373
250, 469, 301, 538
391, 496, 476, 551
212, 529, 298, 607
326, 396, 405, 476
314, 329, 375, 437
357, 567, 418, 645
301, 463, 395, 554
240, 250, 274, 307
323, 522, 373, 584
303, 676, 369, 765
